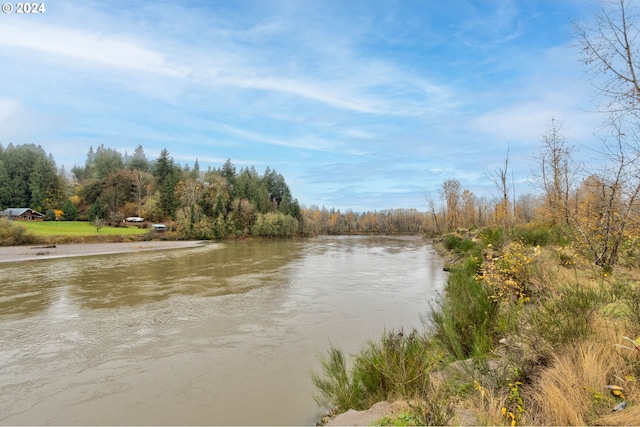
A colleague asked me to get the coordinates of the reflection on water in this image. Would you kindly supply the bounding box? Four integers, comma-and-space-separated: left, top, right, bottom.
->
0, 236, 446, 425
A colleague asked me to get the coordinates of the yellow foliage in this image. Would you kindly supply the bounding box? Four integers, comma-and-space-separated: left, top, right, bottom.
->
478, 241, 538, 303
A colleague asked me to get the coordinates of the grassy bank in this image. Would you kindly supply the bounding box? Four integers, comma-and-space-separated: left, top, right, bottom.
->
0, 219, 150, 245
18, 221, 149, 237
313, 225, 640, 425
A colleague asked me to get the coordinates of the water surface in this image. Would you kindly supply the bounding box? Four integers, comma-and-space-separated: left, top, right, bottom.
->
0, 235, 446, 425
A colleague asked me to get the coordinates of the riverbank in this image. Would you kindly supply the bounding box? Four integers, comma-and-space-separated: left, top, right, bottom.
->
311, 228, 640, 425
0, 240, 208, 263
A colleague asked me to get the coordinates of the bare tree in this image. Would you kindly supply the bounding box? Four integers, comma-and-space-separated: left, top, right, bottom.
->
574, 0, 640, 269
461, 189, 477, 228
576, 0, 640, 119
441, 179, 461, 231
488, 146, 511, 228
535, 118, 576, 225
570, 120, 640, 269
424, 191, 442, 235
131, 169, 153, 217
515, 193, 540, 224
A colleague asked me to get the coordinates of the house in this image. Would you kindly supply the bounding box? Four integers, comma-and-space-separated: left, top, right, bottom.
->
0, 208, 46, 221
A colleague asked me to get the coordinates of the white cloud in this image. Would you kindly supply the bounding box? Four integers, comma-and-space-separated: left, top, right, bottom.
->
0, 22, 187, 77
0, 98, 23, 122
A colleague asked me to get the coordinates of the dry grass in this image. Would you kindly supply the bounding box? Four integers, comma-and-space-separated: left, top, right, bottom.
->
593, 404, 640, 425
529, 245, 601, 295
465, 385, 510, 426
524, 320, 640, 425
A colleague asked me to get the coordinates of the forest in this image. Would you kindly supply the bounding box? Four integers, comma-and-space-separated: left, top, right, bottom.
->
0, 144, 305, 238
0, 143, 435, 239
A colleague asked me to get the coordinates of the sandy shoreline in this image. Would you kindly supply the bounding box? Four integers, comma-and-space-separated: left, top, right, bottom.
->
0, 240, 208, 263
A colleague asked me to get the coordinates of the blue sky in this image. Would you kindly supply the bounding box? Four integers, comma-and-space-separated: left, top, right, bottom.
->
0, 0, 606, 211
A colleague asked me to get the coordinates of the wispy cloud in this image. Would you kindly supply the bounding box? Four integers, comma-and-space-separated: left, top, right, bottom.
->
0, 22, 187, 77
0, 0, 601, 210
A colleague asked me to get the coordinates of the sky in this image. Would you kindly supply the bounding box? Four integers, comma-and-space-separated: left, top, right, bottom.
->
0, 0, 611, 211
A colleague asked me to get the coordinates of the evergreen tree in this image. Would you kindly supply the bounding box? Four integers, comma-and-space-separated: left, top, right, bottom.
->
221, 159, 236, 190
61, 198, 78, 221
191, 158, 200, 180
128, 145, 149, 172
93, 145, 124, 179
1, 144, 60, 208
153, 148, 180, 219
0, 159, 10, 209
87, 200, 105, 221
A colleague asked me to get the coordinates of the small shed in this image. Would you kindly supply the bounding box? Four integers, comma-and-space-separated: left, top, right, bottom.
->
0, 208, 45, 221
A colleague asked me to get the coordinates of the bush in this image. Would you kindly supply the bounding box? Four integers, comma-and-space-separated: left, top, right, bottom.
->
355, 329, 438, 399
312, 346, 367, 411
428, 266, 498, 360
0, 218, 35, 246
511, 224, 552, 246
251, 212, 299, 237
443, 234, 477, 255
478, 241, 539, 303
530, 283, 610, 347
478, 227, 505, 248
312, 330, 453, 424
611, 281, 640, 329
108, 213, 125, 227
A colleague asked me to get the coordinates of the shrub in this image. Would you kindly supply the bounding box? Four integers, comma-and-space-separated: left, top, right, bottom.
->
443, 234, 478, 255
428, 266, 498, 360
0, 218, 36, 246
511, 223, 552, 246
312, 330, 453, 424
251, 212, 299, 237
108, 213, 125, 227
610, 282, 640, 330
478, 241, 539, 303
354, 329, 438, 399
530, 283, 610, 347
443, 234, 462, 251
478, 227, 505, 248
312, 346, 367, 411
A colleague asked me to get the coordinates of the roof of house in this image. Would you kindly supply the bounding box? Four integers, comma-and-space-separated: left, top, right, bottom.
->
0, 208, 45, 217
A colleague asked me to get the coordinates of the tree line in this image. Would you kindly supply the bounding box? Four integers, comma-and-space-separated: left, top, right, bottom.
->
300, 207, 429, 235
0, 143, 304, 238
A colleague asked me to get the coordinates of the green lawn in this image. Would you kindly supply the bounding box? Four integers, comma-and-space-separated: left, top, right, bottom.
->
19, 221, 150, 236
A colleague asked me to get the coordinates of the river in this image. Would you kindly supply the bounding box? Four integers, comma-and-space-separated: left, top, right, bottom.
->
0, 235, 446, 425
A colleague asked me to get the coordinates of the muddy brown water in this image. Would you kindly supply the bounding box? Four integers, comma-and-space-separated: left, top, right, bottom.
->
0, 235, 446, 425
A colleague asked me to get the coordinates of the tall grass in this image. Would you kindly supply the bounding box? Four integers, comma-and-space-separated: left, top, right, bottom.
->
311, 346, 366, 411
355, 329, 438, 399
312, 329, 453, 425
427, 256, 497, 361
525, 325, 640, 425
